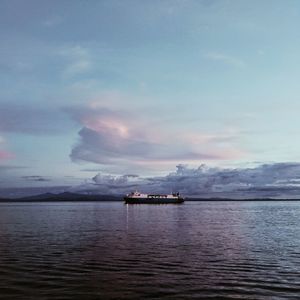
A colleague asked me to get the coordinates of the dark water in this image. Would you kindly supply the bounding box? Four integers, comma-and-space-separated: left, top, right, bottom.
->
1, 201, 300, 299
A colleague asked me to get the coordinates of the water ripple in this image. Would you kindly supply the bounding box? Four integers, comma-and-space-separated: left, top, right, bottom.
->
1, 201, 300, 299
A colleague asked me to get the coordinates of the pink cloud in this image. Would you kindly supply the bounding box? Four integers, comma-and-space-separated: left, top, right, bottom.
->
0, 150, 14, 160
67, 105, 246, 172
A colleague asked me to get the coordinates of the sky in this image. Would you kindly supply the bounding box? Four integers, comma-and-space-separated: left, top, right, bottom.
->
1, 0, 300, 197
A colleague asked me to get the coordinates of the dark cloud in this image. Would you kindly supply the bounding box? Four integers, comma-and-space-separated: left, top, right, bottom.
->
73, 162, 300, 199
81, 168, 105, 172
22, 175, 51, 182
0, 103, 75, 135
92, 173, 130, 185
124, 174, 139, 178
0, 165, 28, 171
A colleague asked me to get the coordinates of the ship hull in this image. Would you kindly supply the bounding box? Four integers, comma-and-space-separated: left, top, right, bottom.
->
124, 197, 184, 204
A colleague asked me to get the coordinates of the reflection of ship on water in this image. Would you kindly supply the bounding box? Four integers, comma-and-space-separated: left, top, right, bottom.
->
124, 191, 184, 204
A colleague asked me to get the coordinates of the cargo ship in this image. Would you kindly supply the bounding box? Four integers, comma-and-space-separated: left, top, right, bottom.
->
124, 191, 184, 204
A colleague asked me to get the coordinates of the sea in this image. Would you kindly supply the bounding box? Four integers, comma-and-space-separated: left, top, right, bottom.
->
0, 201, 300, 299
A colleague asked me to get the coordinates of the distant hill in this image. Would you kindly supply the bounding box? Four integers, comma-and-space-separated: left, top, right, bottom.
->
0, 192, 122, 202
0, 193, 300, 202
186, 197, 300, 201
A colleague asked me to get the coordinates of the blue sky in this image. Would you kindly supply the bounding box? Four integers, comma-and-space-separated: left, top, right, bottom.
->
1, 0, 300, 196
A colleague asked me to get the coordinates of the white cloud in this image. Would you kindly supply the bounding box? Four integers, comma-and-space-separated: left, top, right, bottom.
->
43, 15, 63, 27
59, 45, 92, 78
205, 52, 246, 68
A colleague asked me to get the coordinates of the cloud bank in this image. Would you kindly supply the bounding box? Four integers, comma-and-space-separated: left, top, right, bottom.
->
72, 162, 300, 199
67, 105, 244, 172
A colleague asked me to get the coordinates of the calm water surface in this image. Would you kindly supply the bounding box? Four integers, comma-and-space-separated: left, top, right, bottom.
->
0, 201, 300, 299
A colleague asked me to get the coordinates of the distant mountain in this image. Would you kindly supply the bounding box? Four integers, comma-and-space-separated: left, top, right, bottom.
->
0, 192, 122, 202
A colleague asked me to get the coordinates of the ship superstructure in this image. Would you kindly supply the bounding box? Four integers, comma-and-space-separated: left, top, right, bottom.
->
124, 191, 184, 204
